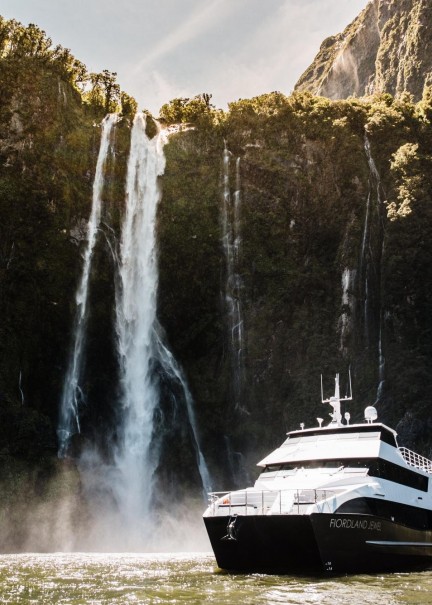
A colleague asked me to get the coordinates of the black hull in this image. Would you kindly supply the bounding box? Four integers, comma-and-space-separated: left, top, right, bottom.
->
204, 513, 432, 574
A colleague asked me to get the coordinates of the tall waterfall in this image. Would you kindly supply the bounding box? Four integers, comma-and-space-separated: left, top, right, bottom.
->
363, 133, 386, 402
113, 113, 211, 528
58, 114, 118, 457
222, 146, 245, 411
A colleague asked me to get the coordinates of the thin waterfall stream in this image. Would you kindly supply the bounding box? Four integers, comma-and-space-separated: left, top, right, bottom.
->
363, 133, 386, 403
222, 145, 245, 412
58, 113, 118, 457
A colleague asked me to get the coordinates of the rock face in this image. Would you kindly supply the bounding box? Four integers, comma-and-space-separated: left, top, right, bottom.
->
296, 0, 432, 101
157, 92, 432, 485
2, 15, 432, 533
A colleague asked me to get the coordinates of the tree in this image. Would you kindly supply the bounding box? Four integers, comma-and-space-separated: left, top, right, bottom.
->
387, 143, 428, 220
100, 69, 121, 113
84, 70, 121, 114
159, 93, 215, 125
120, 92, 138, 119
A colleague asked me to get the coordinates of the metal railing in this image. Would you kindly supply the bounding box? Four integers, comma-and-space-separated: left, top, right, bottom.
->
398, 447, 432, 473
206, 488, 338, 517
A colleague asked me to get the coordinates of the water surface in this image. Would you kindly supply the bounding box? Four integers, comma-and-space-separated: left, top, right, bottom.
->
0, 553, 431, 604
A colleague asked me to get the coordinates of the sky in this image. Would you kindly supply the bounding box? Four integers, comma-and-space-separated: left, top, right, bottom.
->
1, 0, 368, 114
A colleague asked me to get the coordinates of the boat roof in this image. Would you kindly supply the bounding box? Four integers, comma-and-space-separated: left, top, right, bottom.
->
257, 374, 399, 468
257, 422, 398, 468
287, 422, 397, 443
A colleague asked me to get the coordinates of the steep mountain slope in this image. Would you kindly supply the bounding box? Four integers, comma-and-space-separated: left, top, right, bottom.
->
158, 92, 432, 483
2, 15, 432, 550
295, 0, 432, 101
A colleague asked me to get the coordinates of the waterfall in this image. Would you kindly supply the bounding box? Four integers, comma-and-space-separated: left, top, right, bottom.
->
58, 114, 118, 457
222, 146, 245, 411
113, 113, 211, 528
18, 370, 24, 406
363, 133, 386, 402
339, 267, 356, 355
155, 333, 212, 496
58, 112, 211, 549
223, 434, 250, 488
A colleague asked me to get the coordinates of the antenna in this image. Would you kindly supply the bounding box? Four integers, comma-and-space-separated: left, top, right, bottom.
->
321, 371, 353, 427
347, 368, 353, 401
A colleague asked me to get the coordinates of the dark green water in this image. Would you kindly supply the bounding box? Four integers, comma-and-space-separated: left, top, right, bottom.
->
0, 553, 431, 604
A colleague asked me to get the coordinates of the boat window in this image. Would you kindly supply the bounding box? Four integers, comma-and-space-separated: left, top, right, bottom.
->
262, 458, 428, 489
262, 465, 282, 473
336, 497, 432, 531
261, 459, 370, 473
368, 458, 428, 492
379, 429, 398, 447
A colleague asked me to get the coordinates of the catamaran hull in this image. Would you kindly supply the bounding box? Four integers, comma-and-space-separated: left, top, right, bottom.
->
204, 513, 432, 574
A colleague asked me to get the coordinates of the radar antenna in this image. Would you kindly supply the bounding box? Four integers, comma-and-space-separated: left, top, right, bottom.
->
321, 371, 352, 427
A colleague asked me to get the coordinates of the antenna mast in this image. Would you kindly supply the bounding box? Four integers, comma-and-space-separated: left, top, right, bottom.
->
321, 371, 352, 426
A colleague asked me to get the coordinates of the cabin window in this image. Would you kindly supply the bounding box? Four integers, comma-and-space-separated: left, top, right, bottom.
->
261, 459, 369, 474
336, 497, 432, 530
261, 458, 428, 491
368, 459, 428, 492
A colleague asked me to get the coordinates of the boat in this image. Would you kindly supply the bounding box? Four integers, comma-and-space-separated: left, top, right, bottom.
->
203, 374, 432, 573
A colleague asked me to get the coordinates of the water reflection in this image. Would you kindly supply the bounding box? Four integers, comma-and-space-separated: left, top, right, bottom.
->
0, 553, 431, 604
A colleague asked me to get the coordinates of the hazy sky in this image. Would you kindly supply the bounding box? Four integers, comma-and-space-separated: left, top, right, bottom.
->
1, 0, 368, 113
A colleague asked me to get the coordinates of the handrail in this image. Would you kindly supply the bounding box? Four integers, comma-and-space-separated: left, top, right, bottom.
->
398, 447, 432, 474
207, 487, 339, 516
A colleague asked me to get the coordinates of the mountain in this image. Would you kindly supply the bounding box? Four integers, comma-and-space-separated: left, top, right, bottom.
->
295, 0, 432, 101
1, 15, 432, 549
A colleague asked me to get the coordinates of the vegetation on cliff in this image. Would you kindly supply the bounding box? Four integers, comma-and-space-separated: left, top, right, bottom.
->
157, 90, 432, 478
0, 16, 134, 466
1, 12, 432, 509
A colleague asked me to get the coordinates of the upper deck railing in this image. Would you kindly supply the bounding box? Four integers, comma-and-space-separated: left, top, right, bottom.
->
399, 447, 432, 474
206, 488, 339, 517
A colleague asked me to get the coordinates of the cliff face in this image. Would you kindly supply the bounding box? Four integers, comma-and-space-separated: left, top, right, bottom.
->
2, 15, 432, 523
158, 93, 432, 483
0, 17, 132, 464
295, 0, 432, 102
